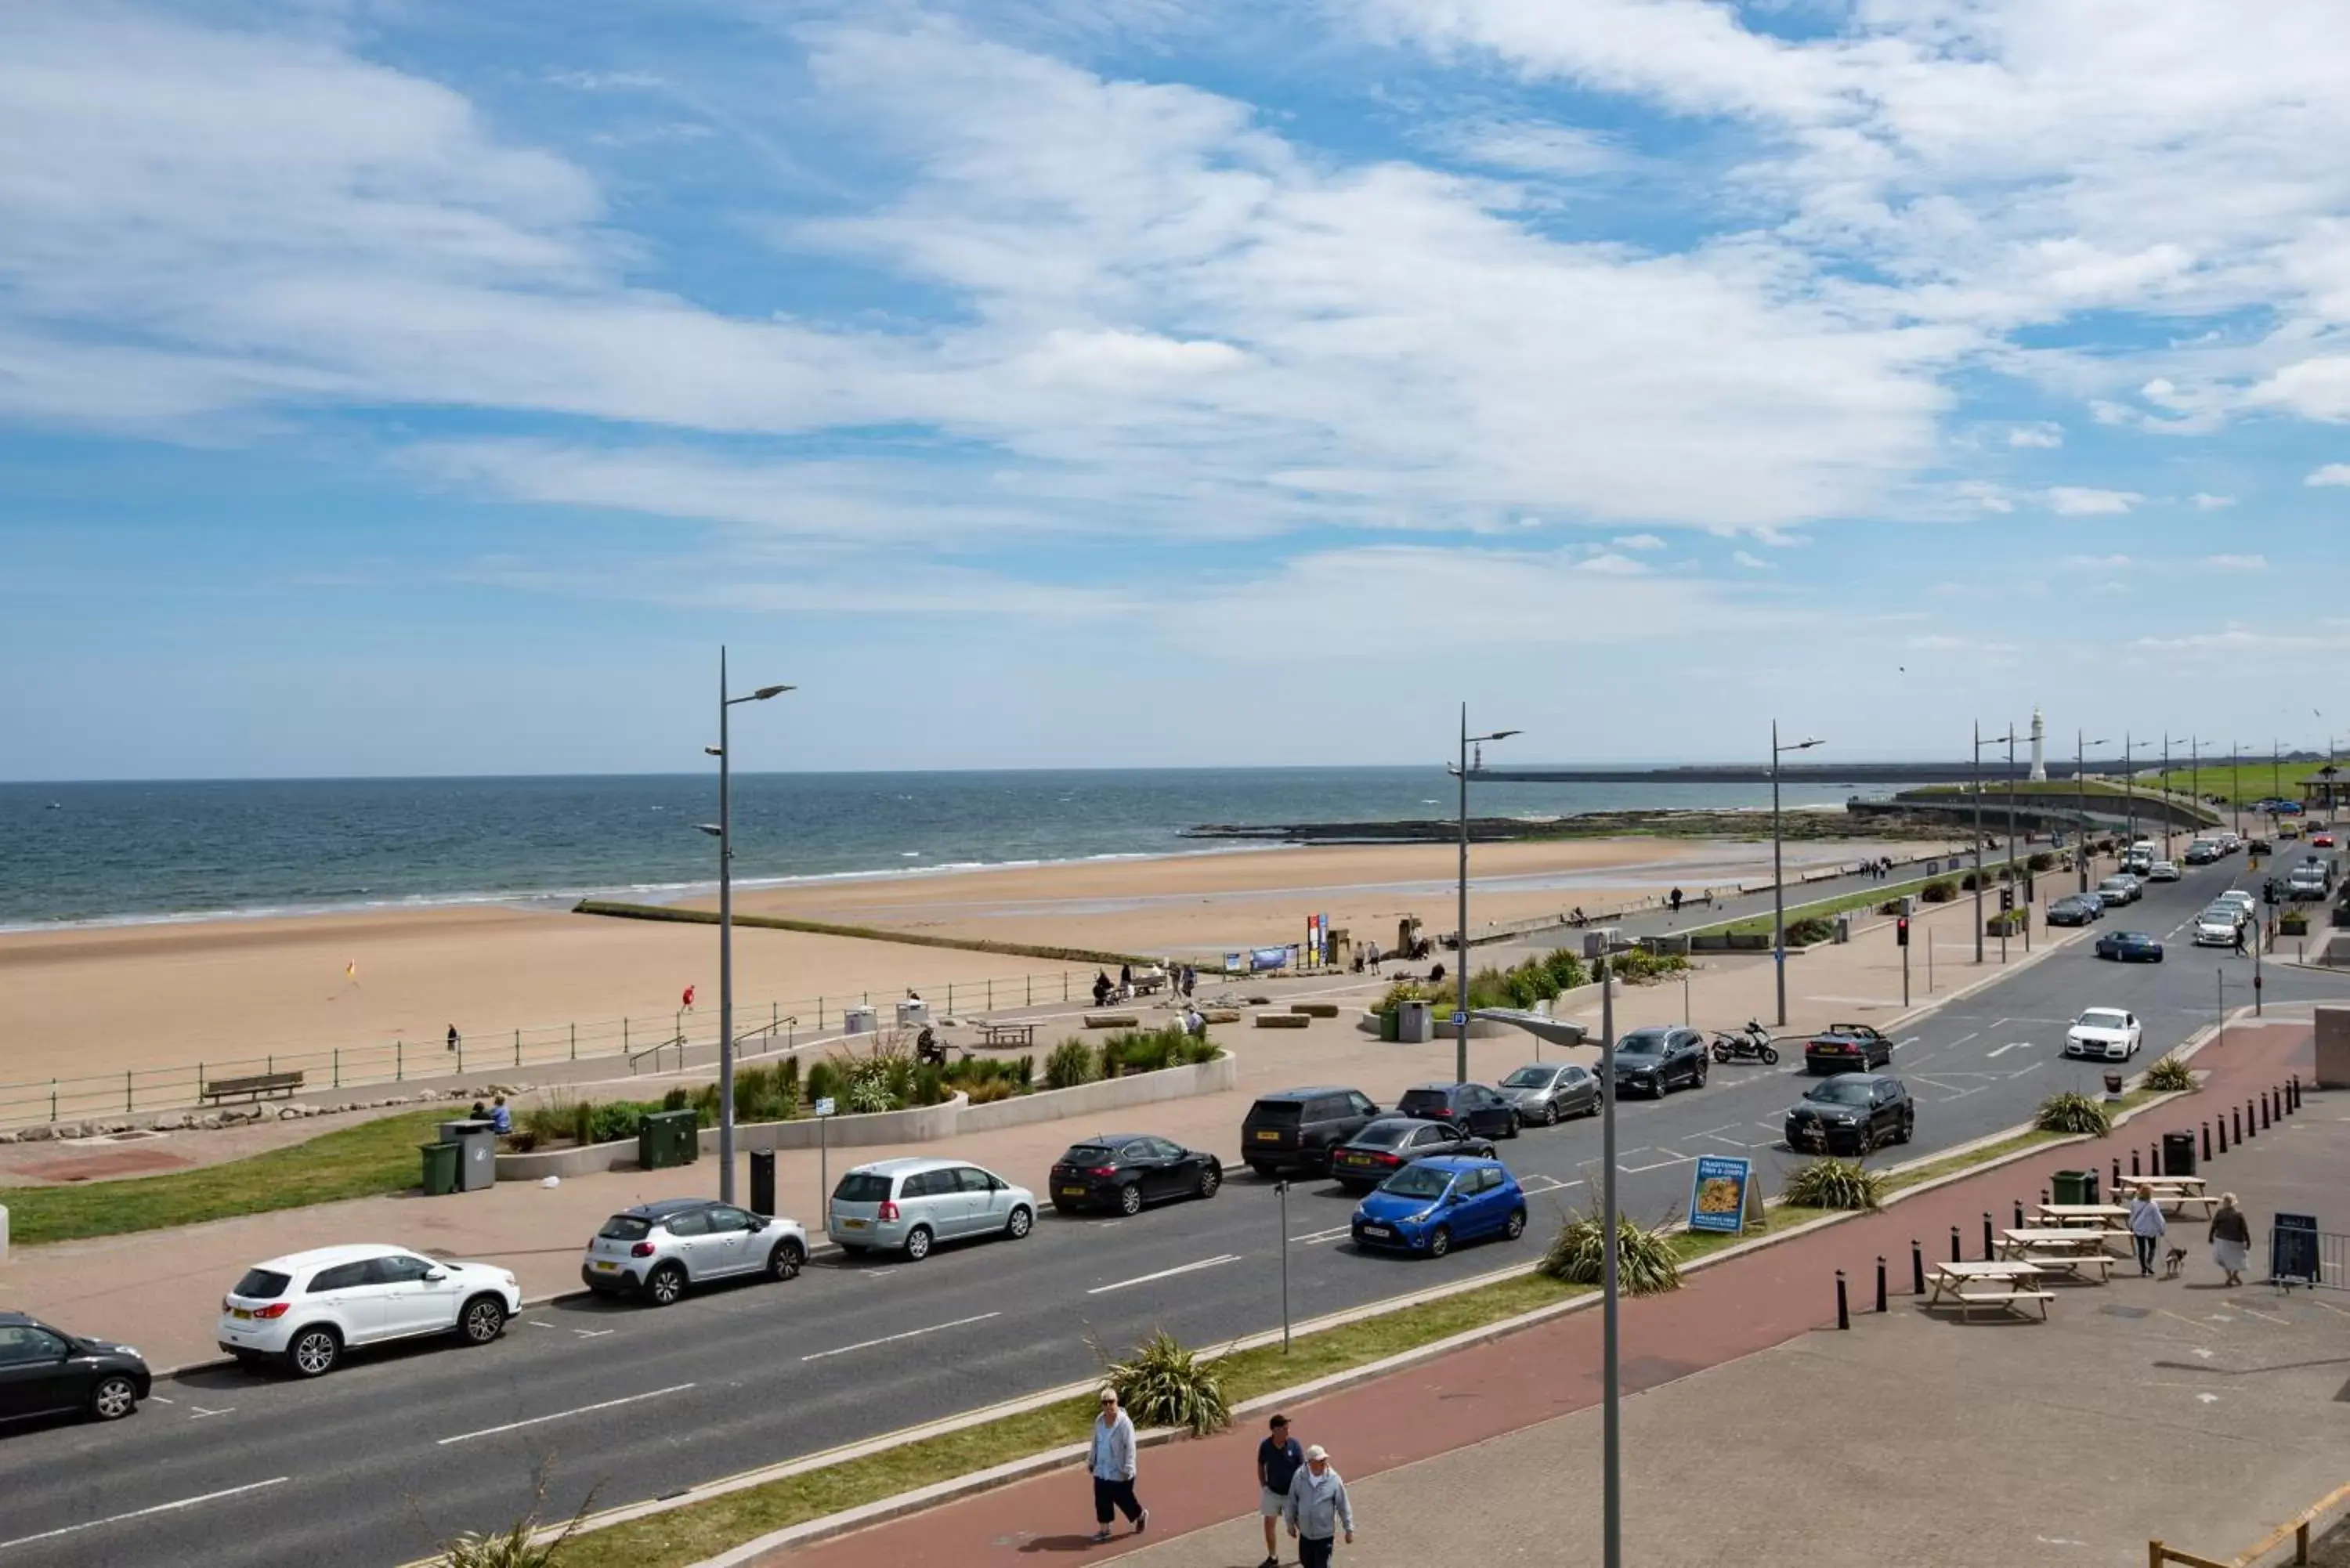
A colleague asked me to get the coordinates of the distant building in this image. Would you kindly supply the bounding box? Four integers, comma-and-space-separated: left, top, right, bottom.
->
2029, 708, 2047, 782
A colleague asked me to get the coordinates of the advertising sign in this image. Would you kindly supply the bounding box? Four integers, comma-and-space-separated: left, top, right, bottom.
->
2272, 1212, 2319, 1288
813, 1097, 836, 1118
1687, 1156, 1755, 1235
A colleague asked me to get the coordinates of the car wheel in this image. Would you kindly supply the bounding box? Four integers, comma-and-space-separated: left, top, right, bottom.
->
903, 1226, 934, 1262
768, 1239, 805, 1282
1427, 1226, 1452, 1259
287, 1326, 340, 1378
1539, 1102, 1559, 1126
1503, 1208, 1527, 1241
89, 1375, 139, 1422
1197, 1163, 1222, 1200
1116, 1183, 1144, 1217
1506, 1111, 1522, 1140
460, 1295, 508, 1345
1005, 1205, 1034, 1240
646, 1262, 688, 1305
1694, 1063, 1708, 1088
1896, 1112, 1914, 1145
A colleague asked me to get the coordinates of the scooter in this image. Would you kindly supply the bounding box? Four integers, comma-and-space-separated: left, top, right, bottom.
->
1709, 1020, 1780, 1066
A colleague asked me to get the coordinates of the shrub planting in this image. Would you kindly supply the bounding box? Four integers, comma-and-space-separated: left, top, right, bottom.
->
1103, 1328, 1227, 1437
2027, 851, 2056, 872
1919, 879, 1957, 903
2034, 1089, 2112, 1136
1046, 1038, 1099, 1090
1780, 1158, 1885, 1211
1603, 946, 1690, 985
1782, 915, 1836, 946
1538, 1203, 1682, 1295
2142, 1054, 2196, 1093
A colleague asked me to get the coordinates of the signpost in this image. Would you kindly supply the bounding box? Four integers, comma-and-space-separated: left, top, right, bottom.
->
1687, 1156, 1758, 1236
2272, 1212, 2320, 1289
815, 1097, 836, 1221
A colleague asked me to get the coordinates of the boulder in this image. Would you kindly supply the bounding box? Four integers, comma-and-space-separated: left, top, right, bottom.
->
198, 1114, 223, 1130
19, 1123, 54, 1143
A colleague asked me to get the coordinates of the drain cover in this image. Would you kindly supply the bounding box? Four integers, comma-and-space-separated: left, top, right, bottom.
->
2100, 1304, 2152, 1319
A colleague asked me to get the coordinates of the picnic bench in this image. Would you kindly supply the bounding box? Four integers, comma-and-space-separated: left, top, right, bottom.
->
200, 1070, 306, 1104
978, 1022, 1036, 1051
2131, 1176, 2220, 1219
1925, 1260, 2055, 1321
1998, 1229, 2117, 1281
1129, 967, 1170, 995
2035, 1202, 2130, 1227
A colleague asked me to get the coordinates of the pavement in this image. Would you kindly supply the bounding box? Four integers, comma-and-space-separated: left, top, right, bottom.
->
765, 1017, 2339, 1568
2, 844, 2342, 1568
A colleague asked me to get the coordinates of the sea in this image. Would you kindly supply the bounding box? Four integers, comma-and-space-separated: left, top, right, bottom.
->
0, 769, 1892, 930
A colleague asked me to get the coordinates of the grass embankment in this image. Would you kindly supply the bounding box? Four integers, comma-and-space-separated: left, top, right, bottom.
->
1683, 872, 1943, 940
1878, 1088, 2160, 1194
3, 1108, 448, 1245
572, 898, 1151, 968
2152, 764, 2335, 806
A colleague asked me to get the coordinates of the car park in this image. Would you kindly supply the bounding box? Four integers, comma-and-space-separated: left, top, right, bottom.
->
2093, 929, 2164, 963
584, 1198, 808, 1301
1349, 1156, 1528, 1259
2045, 894, 2102, 927
0, 1312, 150, 1425
218, 1244, 521, 1377
2193, 909, 2242, 946
1611, 1026, 1710, 1097
1048, 1135, 1222, 1215
2064, 1007, 2143, 1060
1497, 1062, 1600, 1125
1803, 1022, 1894, 1075
1241, 1086, 1381, 1176
1782, 1073, 1913, 1156
2096, 875, 2142, 906
826, 1158, 1034, 1262
1328, 1117, 1497, 1192
2146, 859, 2181, 882
1395, 1081, 1521, 1139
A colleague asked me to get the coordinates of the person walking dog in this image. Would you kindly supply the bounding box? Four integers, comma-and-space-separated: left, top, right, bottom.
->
1088, 1387, 1145, 1542
1284, 1443, 1354, 1568
2209, 1191, 2252, 1287
1255, 1414, 1306, 1568
2128, 1183, 2167, 1277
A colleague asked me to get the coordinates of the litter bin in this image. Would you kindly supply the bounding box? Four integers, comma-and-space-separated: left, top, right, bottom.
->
2162, 1130, 2197, 1178
638, 1108, 700, 1171
2051, 1169, 2099, 1206
1832, 913, 1853, 945
843, 1004, 878, 1035
1396, 999, 1433, 1045
750, 1149, 776, 1216
438, 1119, 498, 1192
418, 1140, 461, 1197
895, 998, 930, 1029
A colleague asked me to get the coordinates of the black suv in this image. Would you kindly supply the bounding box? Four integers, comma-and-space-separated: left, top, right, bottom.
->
1242, 1086, 1380, 1176
1394, 1082, 1520, 1139
1783, 1073, 1914, 1156
1611, 1027, 1709, 1097
0, 1311, 151, 1425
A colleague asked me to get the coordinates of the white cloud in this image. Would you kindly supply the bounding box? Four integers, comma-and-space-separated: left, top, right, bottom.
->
2307, 464, 2350, 487
2045, 487, 2144, 515
2192, 493, 2236, 509
2008, 422, 2064, 449
1730, 549, 1772, 570
2200, 554, 2269, 573
1611, 533, 1668, 551
1433, 118, 1629, 179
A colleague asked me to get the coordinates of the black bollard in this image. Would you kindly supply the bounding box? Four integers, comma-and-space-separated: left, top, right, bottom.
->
1876, 1255, 1888, 1314
1983, 1212, 1995, 1260
2220, 1113, 2231, 1151
2131, 1149, 2142, 1178
1950, 1225, 1961, 1263
2247, 1097, 2259, 1136
2232, 1106, 2243, 1143
2110, 1158, 2122, 1190
1911, 1240, 1925, 1296
2149, 1140, 2160, 1176
2291, 1075, 2302, 1111
2261, 1090, 2272, 1129
2201, 1122, 2211, 1162
2014, 1198, 2026, 1230
1836, 1270, 1849, 1331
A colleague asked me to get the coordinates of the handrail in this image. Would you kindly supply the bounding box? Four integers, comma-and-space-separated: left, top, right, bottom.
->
2151, 1478, 2350, 1567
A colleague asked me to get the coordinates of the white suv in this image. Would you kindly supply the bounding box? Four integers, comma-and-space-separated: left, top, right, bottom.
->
218, 1245, 520, 1378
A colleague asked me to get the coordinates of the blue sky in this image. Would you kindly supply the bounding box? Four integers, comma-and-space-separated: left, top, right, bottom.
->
5, 0, 2348, 779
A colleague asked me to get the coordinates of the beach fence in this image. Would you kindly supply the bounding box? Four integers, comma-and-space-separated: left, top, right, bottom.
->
0, 965, 1101, 1130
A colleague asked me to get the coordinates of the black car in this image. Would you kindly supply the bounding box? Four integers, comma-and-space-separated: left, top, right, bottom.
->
1049, 1134, 1223, 1216
0, 1312, 150, 1426
1394, 1082, 1520, 1139
1784, 1073, 1914, 1156
1242, 1086, 1380, 1176
2094, 930, 2164, 963
2249, 837, 2274, 855
1496, 1062, 1600, 1125
2044, 894, 2102, 927
1327, 1117, 1498, 1192
1611, 1027, 1709, 1097
1803, 1022, 1893, 1075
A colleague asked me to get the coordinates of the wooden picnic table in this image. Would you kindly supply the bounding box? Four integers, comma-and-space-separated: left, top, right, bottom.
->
1925, 1260, 2055, 1320
978, 1022, 1036, 1051
1998, 1229, 2118, 1281
2036, 1203, 2130, 1226
2125, 1176, 2219, 1217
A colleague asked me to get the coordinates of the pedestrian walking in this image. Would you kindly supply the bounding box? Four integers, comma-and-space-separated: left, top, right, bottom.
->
446, 1024, 460, 1053
1180, 963, 1196, 999
2232, 921, 2248, 956
2209, 1191, 2251, 1287
1668, 887, 1683, 914
1284, 1443, 1354, 1568
2128, 1183, 2167, 1277
1255, 1413, 1305, 1568
1365, 940, 1382, 977
1088, 1387, 1144, 1542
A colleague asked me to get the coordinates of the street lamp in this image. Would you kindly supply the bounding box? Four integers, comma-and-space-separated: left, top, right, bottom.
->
697, 649, 794, 1205
1593, 927, 1636, 1568
1452, 707, 1520, 1085
2074, 732, 2107, 894
2120, 732, 2152, 848
1770, 723, 1822, 1028
1971, 722, 2020, 964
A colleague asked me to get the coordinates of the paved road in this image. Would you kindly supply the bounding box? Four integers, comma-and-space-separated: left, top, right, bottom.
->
2, 850, 2340, 1568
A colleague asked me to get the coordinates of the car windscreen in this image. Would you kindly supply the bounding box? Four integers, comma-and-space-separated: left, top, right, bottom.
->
2078, 1010, 2130, 1030
1500, 1067, 1553, 1088
1248, 1100, 1304, 1125
1802, 1081, 1875, 1105
832, 1173, 894, 1203
597, 1215, 653, 1241
1617, 1032, 1667, 1055
1350, 1121, 1415, 1148
231, 1267, 291, 1300
1378, 1165, 1455, 1199
1059, 1145, 1115, 1165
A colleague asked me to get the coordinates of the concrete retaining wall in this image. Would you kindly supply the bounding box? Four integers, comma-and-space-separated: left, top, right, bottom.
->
960, 1051, 1236, 1133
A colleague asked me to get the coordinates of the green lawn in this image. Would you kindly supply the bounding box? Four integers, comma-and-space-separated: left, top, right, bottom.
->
2, 1108, 448, 1245
1683, 871, 1950, 940
2153, 763, 2338, 806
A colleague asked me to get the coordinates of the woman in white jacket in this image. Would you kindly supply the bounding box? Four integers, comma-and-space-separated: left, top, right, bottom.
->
2128, 1183, 2167, 1277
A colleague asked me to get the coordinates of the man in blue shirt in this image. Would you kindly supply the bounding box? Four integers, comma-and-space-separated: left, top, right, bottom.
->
1256, 1412, 1304, 1568
487, 1095, 512, 1135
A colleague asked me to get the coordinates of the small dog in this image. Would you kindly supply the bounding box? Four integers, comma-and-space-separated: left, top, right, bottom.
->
2162, 1245, 2188, 1279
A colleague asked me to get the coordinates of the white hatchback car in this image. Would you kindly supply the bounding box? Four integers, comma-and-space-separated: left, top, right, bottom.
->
218, 1245, 521, 1378
2063, 1008, 2143, 1060
2147, 860, 2182, 882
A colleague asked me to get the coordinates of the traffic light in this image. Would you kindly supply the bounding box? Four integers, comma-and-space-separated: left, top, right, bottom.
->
1999, 886, 2015, 912
2265, 879, 2280, 905
1896, 916, 1911, 948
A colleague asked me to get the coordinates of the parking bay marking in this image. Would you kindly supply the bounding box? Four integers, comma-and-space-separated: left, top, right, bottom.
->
1987, 1041, 2033, 1058
0, 1476, 289, 1552
801, 1313, 1001, 1363
436, 1383, 696, 1446
1087, 1255, 1242, 1295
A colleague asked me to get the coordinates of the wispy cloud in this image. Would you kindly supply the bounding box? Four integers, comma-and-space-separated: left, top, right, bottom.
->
2200, 554, 2269, 573
2307, 464, 2350, 488
2007, 422, 2063, 449
2045, 487, 2144, 515
2192, 493, 2236, 509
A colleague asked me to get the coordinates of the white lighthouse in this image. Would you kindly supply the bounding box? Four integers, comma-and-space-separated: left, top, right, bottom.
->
2030, 707, 2048, 782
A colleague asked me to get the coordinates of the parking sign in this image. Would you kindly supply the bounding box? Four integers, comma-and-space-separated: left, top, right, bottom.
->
814, 1097, 836, 1118
1451, 1010, 1468, 1028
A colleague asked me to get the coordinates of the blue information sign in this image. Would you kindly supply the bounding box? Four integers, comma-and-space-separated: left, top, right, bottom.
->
2272, 1212, 2319, 1288
1687, 1156, 1754, 1234
1451, 1010, 1468, 1028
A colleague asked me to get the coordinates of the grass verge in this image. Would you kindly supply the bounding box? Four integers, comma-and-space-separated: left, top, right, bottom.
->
1878, 1088, 2160, 1196
1683, 872, 1944, 940
3, 1108, 447, 1245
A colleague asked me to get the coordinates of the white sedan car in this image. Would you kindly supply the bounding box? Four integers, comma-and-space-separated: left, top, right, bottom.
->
2147, 860, 2182, 882
2215, 890, 2258, 919
218, 1244, 521, 1377
2063, 1008, 2143, 1061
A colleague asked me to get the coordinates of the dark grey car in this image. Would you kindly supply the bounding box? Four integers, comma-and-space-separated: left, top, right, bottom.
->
1496, 1063, 1600, 1125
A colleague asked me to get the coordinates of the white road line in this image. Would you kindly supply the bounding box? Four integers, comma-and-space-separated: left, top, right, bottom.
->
1944, 1029, 1983, 1050
1621, 1151, 1693, 1173
436, 1383, 696, 1445
1086, 1255, 1242, 1295
187, 1404, 233, 1420
1291, 1223, 1352, 1245
0, 1477, 289, 1552
800, 1315, 999, 1364
1988, 1041, 2032, 1058
2014, 1060, 2044, 1075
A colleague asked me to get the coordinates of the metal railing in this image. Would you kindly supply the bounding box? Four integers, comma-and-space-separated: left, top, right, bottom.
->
2270, 1226, 2350, 1292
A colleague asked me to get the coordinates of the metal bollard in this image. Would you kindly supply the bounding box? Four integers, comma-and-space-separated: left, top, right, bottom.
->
1876, 1256, 1888, 1313
2014, 1198, 2026, 1230
2261, 1090, 2272, 1129
2291, 1075, 2302, 1111
1836, 1270, 1850, 1331
1950, 1226, 1961, 1263
2149, 1140, 2160, 1176
1911, 1240, 1925, 1296
2221, 1112, 2232, 1151
2131, 1150, 2142, 1178
1983, 1212, 1994, 1261
2246, 1098, 2257, 1136
2202, 1122, 2211, 1162
2110, 1158, 2122, 1190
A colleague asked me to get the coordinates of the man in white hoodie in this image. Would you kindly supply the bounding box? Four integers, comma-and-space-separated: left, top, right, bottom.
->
1283, 1443, 1356, 1568
1089, 1387, 1146, 1543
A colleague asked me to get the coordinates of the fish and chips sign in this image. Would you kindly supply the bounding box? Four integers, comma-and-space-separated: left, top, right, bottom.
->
1688, 1155, 1762, 1235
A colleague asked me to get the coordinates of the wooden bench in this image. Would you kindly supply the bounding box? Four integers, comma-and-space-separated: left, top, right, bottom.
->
1254, 1013, 1312, 1029
978, 1023, 1036, 1050
1955, 1286, 2055, 1321
1083, 1013, 1140, 1029
200, 1071, 306, 1104
2016, 1252, 2115, 1283
1289, 1002, 1340, 1018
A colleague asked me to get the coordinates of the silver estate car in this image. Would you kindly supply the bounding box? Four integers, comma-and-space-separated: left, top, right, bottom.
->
827, 1157, 1036, 1262
582, 1198, 808, 1306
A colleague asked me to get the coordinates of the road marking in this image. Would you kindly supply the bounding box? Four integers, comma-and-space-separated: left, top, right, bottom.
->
1086, 1255, 1242, 1295
1987, 1041, 2033, 1058
1944, 1029, 1983, 1050
1291, 1223, 1352, 1246
801, 1315, 1000, 1364
2012, 1060, 2043, 1075
0, 1476, 289, 1552
187, 1404, 234, 1420
144, 1395, 175, 1406
1520, 1173, 1571, 1195
1620, 1150, 1692, 1173
436, 1383, 696, 1445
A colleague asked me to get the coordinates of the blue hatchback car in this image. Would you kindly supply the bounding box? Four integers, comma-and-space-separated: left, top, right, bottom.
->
1350, 1155, 1528, 1259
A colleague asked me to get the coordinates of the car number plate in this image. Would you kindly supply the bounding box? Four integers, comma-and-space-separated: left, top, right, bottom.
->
594, 1260, 620, 1272
1360, 1224, 1392, 1238
1060, 1187, 1086, 1198
232, 1307, 253, 1320
841, 1218, 867, 1229
1254, 1130, 1282, 1142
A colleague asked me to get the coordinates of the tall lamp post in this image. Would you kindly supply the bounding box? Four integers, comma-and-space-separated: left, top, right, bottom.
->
1971, 722, 2019, 963
1453, 707, 1520, 1085
1770, 722, 1822, 1028
1593, 928, 1636, 1568
2120, 733, 2152, 850
2075, 730, 2108, 893
696, 649, 794, 1205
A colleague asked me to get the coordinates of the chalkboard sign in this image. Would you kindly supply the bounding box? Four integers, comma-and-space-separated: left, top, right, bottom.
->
2271, 1212, 2320, 1288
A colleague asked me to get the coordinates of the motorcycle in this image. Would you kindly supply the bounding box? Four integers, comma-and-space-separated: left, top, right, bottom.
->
1709, 1020, 1780, 1066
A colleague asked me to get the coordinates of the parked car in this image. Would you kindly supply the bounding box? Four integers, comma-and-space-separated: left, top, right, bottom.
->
1349, 1156, 1528, 1259
584, 1198, 809, 1301
1611, 1026, 1710, 1097
2219, 833, 2243, 854
1496, 1062, 1600, 1125
2193, 908, 2242, 947
1047, 1134, 1222, 1216
2095, 875, 2142, 906
2093, 930, 2164, 963
1782, 1074, 1913, 1156
826, 1158, 1034, 1262
2182, 840, 2220, 865
1241, 1086, 1381, 1176
0, 1311, 150, 1425
1394, 1081, 1521, 1139
2147, 860, 2182, 882
2045, 894, 2102, 927
2064, 1007, 2143, 1060
218, 1244, 520, 1377
1803, 1022, 1893, 1075
1329, 1117, 1497, 1191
